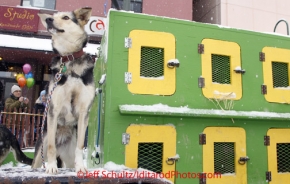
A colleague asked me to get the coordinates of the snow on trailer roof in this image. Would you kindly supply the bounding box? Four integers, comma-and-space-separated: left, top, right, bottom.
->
0, 34, 100, 56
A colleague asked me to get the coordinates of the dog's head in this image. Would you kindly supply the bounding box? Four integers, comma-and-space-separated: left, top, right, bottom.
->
38, 7, 92, 56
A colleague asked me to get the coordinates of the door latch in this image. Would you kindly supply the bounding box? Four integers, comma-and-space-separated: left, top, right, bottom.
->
238, 156, 250, 165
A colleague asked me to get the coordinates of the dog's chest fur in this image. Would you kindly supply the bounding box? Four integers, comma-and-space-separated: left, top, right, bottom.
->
49, 54, 95, 127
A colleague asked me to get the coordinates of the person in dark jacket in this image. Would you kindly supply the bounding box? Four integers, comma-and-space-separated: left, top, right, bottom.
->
5, 85, 29, 111
4, 85, 30, 146
34, 90, 46, 114
33, 90, 46, 140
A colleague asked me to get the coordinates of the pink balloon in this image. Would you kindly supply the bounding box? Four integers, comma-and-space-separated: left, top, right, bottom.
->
23, 64, 31, 74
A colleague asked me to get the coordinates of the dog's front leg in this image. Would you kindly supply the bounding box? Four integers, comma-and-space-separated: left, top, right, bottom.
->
75, 111, 88, 173
46, 112, 58, 174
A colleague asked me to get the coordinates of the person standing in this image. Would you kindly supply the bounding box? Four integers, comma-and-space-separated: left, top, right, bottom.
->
5, 85, 29, 111
33, 90, 46, 140
5, 85, 30, 146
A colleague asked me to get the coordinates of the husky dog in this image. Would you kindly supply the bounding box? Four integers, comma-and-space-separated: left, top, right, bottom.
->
0, 124, 33, 166
32, 7, 95, 174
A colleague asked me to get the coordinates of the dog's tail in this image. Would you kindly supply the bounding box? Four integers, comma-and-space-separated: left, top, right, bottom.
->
10, 131, 33, 165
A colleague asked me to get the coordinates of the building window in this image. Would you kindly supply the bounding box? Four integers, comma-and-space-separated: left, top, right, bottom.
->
112, 0, 142, 13
21, 0, 56, 10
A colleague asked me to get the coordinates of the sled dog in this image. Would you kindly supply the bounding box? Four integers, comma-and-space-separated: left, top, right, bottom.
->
32, 7, 95, 174
0, 124, 33, 166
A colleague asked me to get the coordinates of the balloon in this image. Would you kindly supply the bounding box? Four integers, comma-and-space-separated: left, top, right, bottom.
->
26, 78, 35, 88
25, 72, 33, 79
23, 64, 31, 74
16, 73, 24, 81
17, 77, 26, 87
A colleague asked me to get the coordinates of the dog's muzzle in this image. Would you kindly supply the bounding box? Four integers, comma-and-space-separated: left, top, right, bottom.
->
45, 18, 64, 33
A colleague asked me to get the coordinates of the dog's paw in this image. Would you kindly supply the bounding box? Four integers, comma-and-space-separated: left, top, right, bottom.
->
46, 162, 58, 174
75, 163, 87, 174
75, 147, 87, 173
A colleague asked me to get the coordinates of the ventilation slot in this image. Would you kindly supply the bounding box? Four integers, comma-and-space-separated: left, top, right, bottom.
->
212, 54, 231, 84
138, 142, 163, 173
140, 47, 164, 78
277, 143, 290, 172
272, 62, 289, 88
214, 142, 235, 174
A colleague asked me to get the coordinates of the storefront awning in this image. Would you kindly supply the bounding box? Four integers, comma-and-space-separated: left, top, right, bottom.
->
0, 34, 99, 55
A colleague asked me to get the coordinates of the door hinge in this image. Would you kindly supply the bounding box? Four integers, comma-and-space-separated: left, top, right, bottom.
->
199, 133, 206, 145
261, 85, 267, 95
199, 173, 206, 184
198, 77, 205, 88
122, 133, 130, 145
125, 37, 132, 48
259, 52, 265, 62
125, 72, 132, 84
266, 171, 272, 182
264, 135, 270, 146
198, 44, 204, 54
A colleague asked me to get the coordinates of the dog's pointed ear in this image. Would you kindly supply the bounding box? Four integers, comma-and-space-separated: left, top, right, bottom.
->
74, 7, 92, 27
38, 13, 52, 28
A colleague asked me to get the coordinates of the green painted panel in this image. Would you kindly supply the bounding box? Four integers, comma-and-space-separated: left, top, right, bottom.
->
87, 10, 290, 184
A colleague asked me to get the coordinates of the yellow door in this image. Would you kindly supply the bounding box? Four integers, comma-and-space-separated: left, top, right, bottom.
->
203, 127, 247, 184
267, 129, 290, 183
128, 30, 176, 95
125, 124, 176, 183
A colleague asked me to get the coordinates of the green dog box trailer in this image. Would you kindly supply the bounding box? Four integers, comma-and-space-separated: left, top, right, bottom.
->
88, 9, 290, 184
2, 9, 290, 184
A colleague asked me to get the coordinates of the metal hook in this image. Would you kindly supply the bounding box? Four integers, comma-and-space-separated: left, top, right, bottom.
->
274, 19, 289, 35
94, 152, 100, 165
238, 156, 250, 165
166, 157, 179, 165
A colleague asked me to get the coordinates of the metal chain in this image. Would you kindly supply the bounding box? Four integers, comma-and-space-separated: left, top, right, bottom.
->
41, 63, 64, 168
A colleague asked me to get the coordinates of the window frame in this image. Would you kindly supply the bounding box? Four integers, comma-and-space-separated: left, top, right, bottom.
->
111, 0, 142, 13
21, 0, 56, 10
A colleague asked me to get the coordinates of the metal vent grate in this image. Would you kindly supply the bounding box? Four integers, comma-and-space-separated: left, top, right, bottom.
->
212, 54, 231, 84
140, 47, 164, 78
138, 142, 163, 173
272, 62, 289, 88
214, 142, 235, 174
277, 143, 290, 172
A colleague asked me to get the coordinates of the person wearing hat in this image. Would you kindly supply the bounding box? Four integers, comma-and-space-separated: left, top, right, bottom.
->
5, 85, 29, 111
4, 85, 30, 146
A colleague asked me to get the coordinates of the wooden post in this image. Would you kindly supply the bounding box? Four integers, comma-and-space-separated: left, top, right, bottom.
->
30, 108, 35, 147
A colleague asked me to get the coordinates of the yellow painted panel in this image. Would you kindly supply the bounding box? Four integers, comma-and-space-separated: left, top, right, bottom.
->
125, 125, 176, 183
203, 127, 247, 184
201, 39, 242, 100
262, 47, 290, 103
128, 30, 176, 95
267, 129, 290, 184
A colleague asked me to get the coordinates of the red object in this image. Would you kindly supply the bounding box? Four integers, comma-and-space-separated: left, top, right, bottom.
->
17, 77, 26, 87
0, 5, 40, 33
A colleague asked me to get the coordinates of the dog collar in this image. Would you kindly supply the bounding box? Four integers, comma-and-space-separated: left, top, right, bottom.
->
60, 49, 84, 62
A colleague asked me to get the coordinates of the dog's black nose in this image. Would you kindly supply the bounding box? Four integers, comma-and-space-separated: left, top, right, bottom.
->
45, 17, 54, 23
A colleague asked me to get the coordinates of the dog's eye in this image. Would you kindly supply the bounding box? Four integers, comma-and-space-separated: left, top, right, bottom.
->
63, 16, 70, 20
